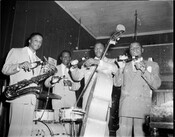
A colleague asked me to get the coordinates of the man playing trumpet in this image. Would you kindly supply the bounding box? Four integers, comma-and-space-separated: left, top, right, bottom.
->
114, 42, 161, 137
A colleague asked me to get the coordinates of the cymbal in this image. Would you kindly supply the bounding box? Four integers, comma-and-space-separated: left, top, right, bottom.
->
37, 93, 62, 100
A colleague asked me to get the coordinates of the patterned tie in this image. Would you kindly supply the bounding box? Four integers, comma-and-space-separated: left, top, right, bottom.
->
31, 54, 37, 75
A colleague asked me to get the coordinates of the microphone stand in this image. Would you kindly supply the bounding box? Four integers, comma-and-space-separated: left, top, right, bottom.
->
134, 10, 138, 41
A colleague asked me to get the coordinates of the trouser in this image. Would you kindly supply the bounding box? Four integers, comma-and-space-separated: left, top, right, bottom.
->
8, 103, 35, 137
52, 100, 71, 135
52, 100, 63, 122
116, 116, 145, 137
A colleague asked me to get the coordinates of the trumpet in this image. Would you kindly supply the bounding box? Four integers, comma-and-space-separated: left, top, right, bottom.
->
30, 56, 48, 69
117, 55, 141, 63
50, 75, 65, 84
117, 55, 131, 62
69, 57, 89, 68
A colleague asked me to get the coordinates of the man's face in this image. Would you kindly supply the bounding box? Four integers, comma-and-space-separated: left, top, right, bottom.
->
129, 42, 142, 57
29, 35, 43, 51
60, 52, 71, 66
94, 43, 104, 58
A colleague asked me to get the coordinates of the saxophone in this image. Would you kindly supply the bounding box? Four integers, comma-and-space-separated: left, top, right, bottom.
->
4, 64, 57, 100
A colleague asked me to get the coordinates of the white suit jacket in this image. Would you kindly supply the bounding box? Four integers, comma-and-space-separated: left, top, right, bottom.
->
2, 47, 42, 105
45, 63, 80, 108
70, 57, 118, 109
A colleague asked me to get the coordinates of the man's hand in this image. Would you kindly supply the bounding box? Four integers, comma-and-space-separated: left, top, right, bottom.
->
63, 80, 72, 87
134, 61, 146, 73
43, 63, 56, 73
19, 61, 32, 72
84, 58, 99, 67
51, 76, 60, 84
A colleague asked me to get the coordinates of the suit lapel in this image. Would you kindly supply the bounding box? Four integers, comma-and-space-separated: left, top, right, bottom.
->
56, 65, 63, 76
126, 62, 137, 80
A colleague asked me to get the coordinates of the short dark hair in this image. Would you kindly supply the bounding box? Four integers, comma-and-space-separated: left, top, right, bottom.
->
25, 32, 43, 46
29, 32, 43, 39
60, 50, 71, 57
130, 41, 142, 48
57, 50, 71, 65
94, 42, 105, 49
95, 42, 105, 46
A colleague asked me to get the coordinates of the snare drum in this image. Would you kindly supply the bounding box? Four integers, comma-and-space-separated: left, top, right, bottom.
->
59, 107, 85, 122
31, 121, 69, 137
34, 109, 54, 122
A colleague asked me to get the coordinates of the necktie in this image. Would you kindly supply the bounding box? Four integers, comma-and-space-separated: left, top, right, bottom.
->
31, 54, 37, 75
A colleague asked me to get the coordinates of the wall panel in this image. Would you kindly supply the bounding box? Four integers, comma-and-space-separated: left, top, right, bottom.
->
2, 1, 96, 62
96, 32, 173, 48
10, 1, 28, 49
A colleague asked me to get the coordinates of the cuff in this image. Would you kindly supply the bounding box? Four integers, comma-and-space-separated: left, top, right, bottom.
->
69, 86, 72, 90
16, 64, 21, 72
99, 60, 103, 67
70, 67, 76, 72
141, 70, 150, 80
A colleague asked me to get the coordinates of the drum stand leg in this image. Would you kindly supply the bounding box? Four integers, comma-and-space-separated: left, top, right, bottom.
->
70, 121, 76, 137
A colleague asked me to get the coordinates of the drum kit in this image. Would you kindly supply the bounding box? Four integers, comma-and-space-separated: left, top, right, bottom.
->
31, 93, 85, 137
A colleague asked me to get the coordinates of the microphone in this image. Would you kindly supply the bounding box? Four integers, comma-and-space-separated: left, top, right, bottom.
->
70, 57, 88, 68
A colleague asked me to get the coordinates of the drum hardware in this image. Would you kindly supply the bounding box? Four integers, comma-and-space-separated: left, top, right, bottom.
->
34, 109, 54, 122
70, 121, 76, 137
38, 93, 62, 100
59, 107, 85, 137
59, 107, 85, 122
33, 107, 83, 137
36, 87, 54, 122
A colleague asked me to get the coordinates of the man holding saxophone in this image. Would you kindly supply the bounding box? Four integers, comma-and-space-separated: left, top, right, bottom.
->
1, 32, 54, 137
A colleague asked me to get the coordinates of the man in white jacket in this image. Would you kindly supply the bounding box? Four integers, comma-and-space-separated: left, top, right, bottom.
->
70, 42, 118, 137
44, 50, 80, 135
2, 32, 44, 137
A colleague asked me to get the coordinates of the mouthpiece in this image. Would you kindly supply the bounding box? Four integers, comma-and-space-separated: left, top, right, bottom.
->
132, 56, 139, 60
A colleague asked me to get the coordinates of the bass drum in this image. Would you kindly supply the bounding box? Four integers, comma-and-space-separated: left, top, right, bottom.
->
31, 121, 69, 137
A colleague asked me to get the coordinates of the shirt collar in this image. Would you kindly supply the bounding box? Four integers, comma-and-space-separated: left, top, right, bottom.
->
61, 63, 66, 67
132, 57, 143, 63
61, 63, 67, 70
94, 57, 100, 60
27, 47, 36, 55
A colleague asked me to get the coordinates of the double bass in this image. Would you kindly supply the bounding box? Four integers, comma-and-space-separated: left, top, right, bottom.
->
77, 24, 125, 137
